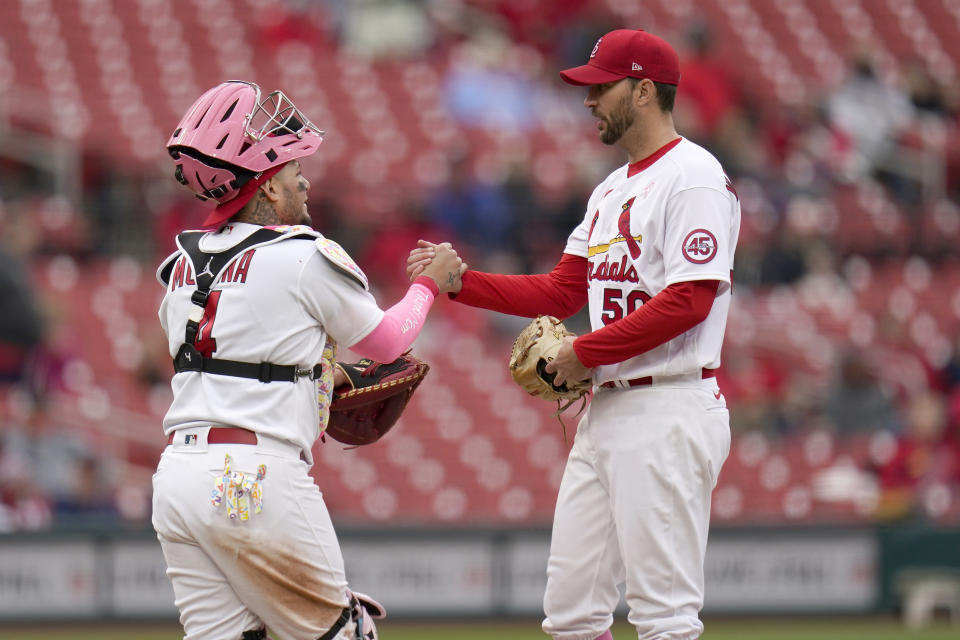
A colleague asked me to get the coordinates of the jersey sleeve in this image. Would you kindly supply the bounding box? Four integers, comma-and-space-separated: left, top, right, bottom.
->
563, 216, 591, 258
451, 254, 588, 319
662, 186, 734, 289
299, 250, 384, 347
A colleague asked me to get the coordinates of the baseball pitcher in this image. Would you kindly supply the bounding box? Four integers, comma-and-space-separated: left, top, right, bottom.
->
409, 29, 740, 640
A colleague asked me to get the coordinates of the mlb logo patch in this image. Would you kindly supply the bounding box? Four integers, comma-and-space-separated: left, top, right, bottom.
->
183, 434, 198, 445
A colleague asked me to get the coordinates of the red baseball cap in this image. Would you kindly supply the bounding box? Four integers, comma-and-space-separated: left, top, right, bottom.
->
201, 163, 286, 228
560, 29, 681, 87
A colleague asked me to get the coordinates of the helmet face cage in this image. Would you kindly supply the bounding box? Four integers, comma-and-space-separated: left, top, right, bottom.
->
246, 88, 325, 143
167, 81, 324, 210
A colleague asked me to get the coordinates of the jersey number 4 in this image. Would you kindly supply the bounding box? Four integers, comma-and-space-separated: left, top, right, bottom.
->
194, 290, 222, 358
601, 288, 651, 325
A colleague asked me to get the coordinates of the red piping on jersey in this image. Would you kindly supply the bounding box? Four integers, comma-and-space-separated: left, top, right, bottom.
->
573, 279, 720, 368
626, 137, 682, 178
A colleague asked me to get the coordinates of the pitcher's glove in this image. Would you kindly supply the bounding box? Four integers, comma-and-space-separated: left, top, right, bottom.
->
509, 315, 591, 406
325, 352, 430, 446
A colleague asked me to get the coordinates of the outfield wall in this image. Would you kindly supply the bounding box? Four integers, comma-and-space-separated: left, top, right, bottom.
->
0, 525, 957, 621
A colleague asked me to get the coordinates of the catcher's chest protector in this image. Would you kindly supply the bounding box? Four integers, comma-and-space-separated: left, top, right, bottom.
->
162, 227, 323, 383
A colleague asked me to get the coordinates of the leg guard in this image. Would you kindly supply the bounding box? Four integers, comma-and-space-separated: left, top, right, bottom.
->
350, 591, 386, 640
317, 606, 353, 640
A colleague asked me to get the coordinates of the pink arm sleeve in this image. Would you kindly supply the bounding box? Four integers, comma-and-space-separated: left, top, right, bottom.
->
349, 276, 439, 362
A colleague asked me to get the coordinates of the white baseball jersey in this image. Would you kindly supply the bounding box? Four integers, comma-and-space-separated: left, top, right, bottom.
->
156, 222, 384, 463
564, 137, 741, 383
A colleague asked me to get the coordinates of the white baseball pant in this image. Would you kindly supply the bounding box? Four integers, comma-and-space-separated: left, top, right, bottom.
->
542, 378, 730, 640
153, 427, 355, 640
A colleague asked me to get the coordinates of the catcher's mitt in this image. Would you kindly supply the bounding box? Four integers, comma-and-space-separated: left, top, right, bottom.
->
509, 315, 592, 406
325, 352, 429, 446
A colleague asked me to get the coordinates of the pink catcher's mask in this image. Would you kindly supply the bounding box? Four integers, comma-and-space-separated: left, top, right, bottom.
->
167, 81, 324, 226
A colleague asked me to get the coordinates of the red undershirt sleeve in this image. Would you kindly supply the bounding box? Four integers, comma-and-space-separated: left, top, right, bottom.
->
449, 253, 588, 319
573, 280, 721, 368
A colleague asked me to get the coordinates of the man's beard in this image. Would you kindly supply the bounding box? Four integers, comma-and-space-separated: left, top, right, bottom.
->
280, 189, 311, 226
599, 93, 635, 145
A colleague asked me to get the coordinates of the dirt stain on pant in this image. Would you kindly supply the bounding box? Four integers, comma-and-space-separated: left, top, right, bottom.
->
213, 528, 349, 637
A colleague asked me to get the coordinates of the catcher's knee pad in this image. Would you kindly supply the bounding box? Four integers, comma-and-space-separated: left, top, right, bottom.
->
350, 591, 386, 640
316, 591, 385, 640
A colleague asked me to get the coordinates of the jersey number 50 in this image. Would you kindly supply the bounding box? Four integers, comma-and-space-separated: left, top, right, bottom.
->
601, 288, 651, 325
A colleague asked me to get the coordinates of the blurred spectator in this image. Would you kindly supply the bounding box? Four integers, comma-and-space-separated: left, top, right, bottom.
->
358, 197, 448, 300
756, 232, 809, 286
755, 197, 837, 287
871, 389, 960, 521
445, 26, 539, 132
676, 21, 743, 143
940, 337, 960, 392
0, 400, 115, 526
719, 348, 793, 435
339, 0, 434, 59
464, 0, 594, 52
763, 99, 854, 191
0, 245, 44, 385
821, 350, 903, 435
51, 453, 121, 527
794, 238, 855, 315
902, 58, 958, 119
256, 0, 330, 50
425, 148, 514, 256
503, 157, 577, 273
552, 5, 618, 69
825, 47, 914, 188
0, 203, 48, 397
82, 153, 152, 257
0, 439, 52, 532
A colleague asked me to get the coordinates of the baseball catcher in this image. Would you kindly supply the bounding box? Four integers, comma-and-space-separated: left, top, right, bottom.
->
154, 80, 463, 640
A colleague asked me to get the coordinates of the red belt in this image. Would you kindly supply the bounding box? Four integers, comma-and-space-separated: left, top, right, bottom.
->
167, 427, 258, 446
600, 367, 716, 389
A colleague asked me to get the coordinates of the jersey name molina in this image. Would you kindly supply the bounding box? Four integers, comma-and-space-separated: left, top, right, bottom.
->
564, 138, 742, 382
156, 223, 384, 463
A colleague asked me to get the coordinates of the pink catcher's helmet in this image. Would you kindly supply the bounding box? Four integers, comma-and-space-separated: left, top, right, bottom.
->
167, 80, 324, 227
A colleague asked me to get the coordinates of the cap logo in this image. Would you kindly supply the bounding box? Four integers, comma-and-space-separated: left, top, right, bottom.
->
632, 62, 642, 71
590, 38, 602, 58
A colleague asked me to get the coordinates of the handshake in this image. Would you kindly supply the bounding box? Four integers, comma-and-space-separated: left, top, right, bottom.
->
407, 239, 468, 295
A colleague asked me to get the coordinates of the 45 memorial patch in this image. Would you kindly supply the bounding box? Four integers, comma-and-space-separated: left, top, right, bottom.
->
682, 229, 718, 264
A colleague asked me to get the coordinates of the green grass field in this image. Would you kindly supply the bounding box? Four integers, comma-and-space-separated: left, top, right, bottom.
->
1, 618, 957, 640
